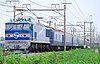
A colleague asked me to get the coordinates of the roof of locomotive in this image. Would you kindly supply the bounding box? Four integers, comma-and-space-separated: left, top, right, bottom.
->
6, 17, 65, 33
35, 22, 64, 33
6, 20, 31, 24
6, 16, 33, 24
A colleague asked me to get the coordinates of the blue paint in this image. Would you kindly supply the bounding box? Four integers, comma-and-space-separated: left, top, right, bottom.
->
7, 18, 31, 23
46, 29, 50, 37
30, 24, 33, 40
5, 37, 31, 40
6, 23, 30, 24
62, 35, 64, 43
5, 22, 34, 41
49, 29, 54, 44
5, 30, 32, 33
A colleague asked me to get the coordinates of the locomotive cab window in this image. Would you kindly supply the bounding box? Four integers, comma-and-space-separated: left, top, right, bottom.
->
6, 24, 13, 30
46, 29, 50, 37
34, 32, 37, 39
6, 23, 31, 30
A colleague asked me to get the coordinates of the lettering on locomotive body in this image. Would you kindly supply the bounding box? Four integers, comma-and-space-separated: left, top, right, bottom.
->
13, 32, 19, 39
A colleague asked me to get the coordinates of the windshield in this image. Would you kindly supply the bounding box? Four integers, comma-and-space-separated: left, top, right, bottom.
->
6, 23, 31, 30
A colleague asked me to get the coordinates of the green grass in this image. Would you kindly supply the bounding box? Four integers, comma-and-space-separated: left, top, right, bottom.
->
0, 49, 100, 64
0, 47, 4, 64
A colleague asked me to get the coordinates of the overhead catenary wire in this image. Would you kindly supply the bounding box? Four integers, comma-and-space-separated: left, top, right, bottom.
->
20, 1, 66, 25
67, 8, 83, 21
28, 0, 51, 8
26, 7, 38, 17
28, 0, 64, 17
0, 12, 12, 17
54, 11, 64, 16
27, 12, 49, 24
20, 0, 84, 29
73, 0, 88, 21
52, 0, 84, 29
0, 1, 5, 4
69, 0, 88, 22
59, 0, 63, 3
34, 12, 64, 23
25, 7, 49, 24
53, 5, 64, 16
67, 0, 85, 22
20, 1, 64, 21
0, 3, 13, 7
52, 5, 80, 26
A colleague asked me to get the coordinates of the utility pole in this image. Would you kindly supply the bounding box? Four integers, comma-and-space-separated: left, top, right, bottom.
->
89, 15, 93, 48
6, 0, 19, 22
90, 22, 92, 47
84, 22, 93, 48
56, 23, 85, 50
13, 6, 16, 21
84, 22, 86, 48
71, 28, 75, 49
92, 27, 95, 47
51, 4, 60, 9
63, 4, 66, 51
63, 3, 71, 51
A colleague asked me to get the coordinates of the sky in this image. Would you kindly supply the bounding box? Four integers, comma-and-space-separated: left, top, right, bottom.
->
0, 0, 100, 37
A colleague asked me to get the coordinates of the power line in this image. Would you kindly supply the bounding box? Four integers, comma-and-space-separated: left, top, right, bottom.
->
52, 4, 82, 21
28, 0, 51, 8
0, 3, 13, 7
70, 0, 88, 21
0, 1, 5, 4
50, 3, 82, 28
27, 0, 86, 24
68, 0, 86, 22
51, 3, 80, 28
26, 7, 37, 17
67, 8, 83, 21
54, 11, 64, 16
63, 0, 66, 3
0, 12, 12, 17
71, 6, 86, 21
58, 0, 63, 3
34, 12, 64, 22
22, 1, 64, 19
73, 0, 88, 20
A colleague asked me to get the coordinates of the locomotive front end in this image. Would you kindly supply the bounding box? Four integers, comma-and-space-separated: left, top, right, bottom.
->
5, 20, 33, 52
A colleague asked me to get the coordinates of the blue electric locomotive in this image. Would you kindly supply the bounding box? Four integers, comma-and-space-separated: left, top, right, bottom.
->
5, 16, 84, 53
5, 17, 33, 52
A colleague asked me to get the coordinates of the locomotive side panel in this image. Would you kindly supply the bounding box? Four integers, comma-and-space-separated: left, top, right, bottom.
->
31, 23, 50, 44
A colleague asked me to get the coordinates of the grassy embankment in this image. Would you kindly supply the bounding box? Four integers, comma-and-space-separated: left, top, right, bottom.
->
0, 48, 100, 64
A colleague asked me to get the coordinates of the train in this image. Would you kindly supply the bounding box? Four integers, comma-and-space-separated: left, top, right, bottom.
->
5, 16, 85, 53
